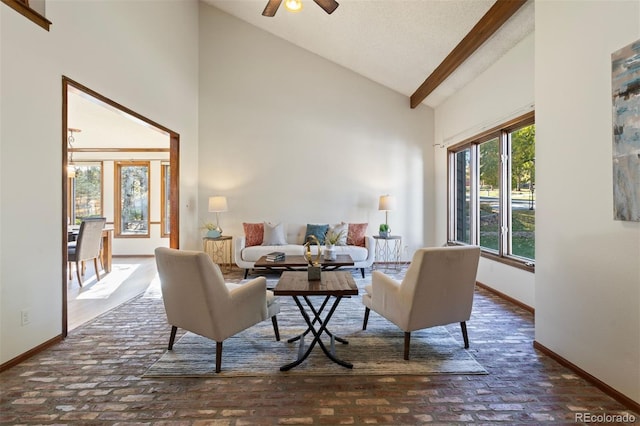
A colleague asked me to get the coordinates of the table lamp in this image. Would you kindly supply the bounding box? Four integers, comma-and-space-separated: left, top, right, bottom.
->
378, 194, 397, 229
208, 196, 228, 236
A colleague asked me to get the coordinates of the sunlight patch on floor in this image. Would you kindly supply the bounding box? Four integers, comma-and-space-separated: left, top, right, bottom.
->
75, 263, 139, 299
142, 272, 162, 299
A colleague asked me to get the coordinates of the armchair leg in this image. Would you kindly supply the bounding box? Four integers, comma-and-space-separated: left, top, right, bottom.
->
362, 307, 370, 330
404, 332, 411, 360
243, 269, 249, 279
215, 341, 223, 373
272, 316, 280, 341
460, 321, 469, 349
168, 326, 177, 350
360, 268, 365, 278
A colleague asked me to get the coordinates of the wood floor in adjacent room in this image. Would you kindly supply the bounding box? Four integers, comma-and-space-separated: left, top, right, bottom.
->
67, 256, 159, 331
2, 261, 637, 424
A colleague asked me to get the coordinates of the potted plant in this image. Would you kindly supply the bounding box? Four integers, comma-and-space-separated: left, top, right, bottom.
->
325, 229, 345, 246
379, 223, 390, 238
324, 229, 345, 261
202, 222, 221, 238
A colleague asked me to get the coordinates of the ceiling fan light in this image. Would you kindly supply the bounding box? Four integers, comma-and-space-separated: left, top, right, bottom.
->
284, 0, 303, 13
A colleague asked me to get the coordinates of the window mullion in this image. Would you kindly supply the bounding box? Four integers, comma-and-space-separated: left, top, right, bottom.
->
471, 145, 480, 246
447, 153, 455, 242
500, 132, 511, 256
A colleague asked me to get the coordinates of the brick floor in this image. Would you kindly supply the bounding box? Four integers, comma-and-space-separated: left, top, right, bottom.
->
1, 268, 638, 425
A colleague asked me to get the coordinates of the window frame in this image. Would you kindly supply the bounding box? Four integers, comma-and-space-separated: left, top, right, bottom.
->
161, 162, 171, 238
447, 111, 535, 272
114, 161, 151, 238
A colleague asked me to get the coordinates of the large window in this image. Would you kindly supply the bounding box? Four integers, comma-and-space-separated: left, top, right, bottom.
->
449, 113, 535, 268
115, 161, 150, 237
71, 163, 103, 224
67, 162, 102, 225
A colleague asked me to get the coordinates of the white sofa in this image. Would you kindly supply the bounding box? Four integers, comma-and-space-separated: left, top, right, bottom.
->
235, 223, 375, 278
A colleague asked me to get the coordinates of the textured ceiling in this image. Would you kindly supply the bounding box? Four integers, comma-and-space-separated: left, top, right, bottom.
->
204, 0, 534, 108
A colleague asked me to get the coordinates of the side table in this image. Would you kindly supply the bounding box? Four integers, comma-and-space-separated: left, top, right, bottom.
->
203, 235, 233, 273
373, 235, 402, 271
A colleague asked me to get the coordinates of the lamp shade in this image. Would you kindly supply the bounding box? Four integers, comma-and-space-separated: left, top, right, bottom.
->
208, 196, 228, 212
378, 195, 397, 211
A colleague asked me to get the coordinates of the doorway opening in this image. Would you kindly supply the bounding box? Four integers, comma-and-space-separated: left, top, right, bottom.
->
62, 77, 180, 336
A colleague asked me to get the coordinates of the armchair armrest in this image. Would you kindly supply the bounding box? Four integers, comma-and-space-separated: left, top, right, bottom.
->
235, 236, 246, 259
364, 235, 376, 264
226, 276, 269, 332
234, 236, 255, 269
370, 270, 407, 329
371, 271, 401, 300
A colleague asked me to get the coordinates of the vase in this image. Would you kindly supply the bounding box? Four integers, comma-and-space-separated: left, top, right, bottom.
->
207, 229, 221, 238
379, 231, 390, 238
325, 244, 337, 261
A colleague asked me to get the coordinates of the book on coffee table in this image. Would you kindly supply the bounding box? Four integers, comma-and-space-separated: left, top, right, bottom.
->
265, 251, 286, 262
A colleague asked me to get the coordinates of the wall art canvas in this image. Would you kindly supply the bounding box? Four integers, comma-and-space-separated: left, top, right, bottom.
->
612, 40, 640, 222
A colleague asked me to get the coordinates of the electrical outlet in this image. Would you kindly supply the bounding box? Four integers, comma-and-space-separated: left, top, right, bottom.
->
20, 310, 30, 326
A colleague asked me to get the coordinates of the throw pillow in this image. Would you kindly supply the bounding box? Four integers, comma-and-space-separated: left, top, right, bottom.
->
327, 223, 348, 245
262, 222, 287, 245
304, 223, 329, 245
347, 223, 368, 247
243, 222, 264, 247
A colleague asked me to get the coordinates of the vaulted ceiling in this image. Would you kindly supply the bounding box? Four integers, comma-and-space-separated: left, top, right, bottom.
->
204, 0, 534, 108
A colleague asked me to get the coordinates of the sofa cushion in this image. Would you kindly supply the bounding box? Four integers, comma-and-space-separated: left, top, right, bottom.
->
347, 223, 368, 247
243, 222, 264, 247
333, 244, 369, 262
242, 244, 304, 262
262, 222, 287, 245
304, 223, 329, 245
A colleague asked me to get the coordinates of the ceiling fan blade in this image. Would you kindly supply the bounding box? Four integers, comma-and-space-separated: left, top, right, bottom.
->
313, 0, 339, 14
262, 0, 282, 17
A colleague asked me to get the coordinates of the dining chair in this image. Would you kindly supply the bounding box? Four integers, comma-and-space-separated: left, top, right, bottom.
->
362, 245, 481, 360
68, 217, 106, 287
154, 247, 281, 373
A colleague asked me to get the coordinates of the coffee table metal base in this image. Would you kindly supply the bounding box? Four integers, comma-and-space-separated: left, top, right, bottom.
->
281, 295, 352, 371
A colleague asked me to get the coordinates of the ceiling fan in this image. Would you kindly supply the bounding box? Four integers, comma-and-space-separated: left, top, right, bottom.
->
262, 0, 339, 17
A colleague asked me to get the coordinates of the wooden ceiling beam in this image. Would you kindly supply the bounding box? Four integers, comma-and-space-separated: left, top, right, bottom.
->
410, 0, 527, 109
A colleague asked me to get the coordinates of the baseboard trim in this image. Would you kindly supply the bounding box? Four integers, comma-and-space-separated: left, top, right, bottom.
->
476, 281, 534, 314
0, 334, 63, 373
533, 341, 640, 414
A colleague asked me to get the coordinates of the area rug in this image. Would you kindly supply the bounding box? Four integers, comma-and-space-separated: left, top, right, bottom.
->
144, 277, 487, 377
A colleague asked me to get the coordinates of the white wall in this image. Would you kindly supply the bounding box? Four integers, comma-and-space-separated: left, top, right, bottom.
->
536, 0, 640, 404
434, 33, 536, 307
198, 4, 435, 257
0, 0, 199, 364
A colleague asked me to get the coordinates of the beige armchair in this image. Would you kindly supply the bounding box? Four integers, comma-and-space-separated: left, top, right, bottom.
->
154, 247, 280, 373
362, 245, 481, 360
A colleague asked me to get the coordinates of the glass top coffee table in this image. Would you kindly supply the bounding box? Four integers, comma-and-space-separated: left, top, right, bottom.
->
273, 271, 358, 371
